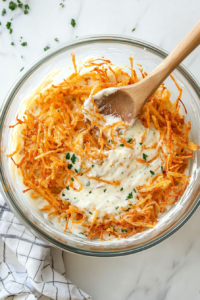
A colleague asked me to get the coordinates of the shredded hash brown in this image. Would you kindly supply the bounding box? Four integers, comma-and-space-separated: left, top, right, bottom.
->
9, 53, 199, 241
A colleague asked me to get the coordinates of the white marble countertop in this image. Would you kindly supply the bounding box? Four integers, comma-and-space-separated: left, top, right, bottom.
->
0, 0, 200, 299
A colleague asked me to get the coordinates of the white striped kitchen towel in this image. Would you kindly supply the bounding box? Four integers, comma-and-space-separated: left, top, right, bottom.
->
0, 194, 91, 300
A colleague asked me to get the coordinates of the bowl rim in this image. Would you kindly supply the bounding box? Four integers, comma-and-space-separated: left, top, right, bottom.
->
0, 34, 200, 257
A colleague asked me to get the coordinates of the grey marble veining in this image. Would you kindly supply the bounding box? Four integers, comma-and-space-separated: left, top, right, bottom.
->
0, 1, 200, 299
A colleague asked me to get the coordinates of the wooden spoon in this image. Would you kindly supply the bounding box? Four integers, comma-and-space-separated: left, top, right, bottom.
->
94, 21, 200, 123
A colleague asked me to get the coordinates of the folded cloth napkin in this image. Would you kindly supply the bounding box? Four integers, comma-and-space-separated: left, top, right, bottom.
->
0, 194, 91, 300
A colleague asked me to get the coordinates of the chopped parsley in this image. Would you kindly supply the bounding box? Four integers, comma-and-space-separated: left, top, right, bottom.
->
119, 131, 123, 135
120, 144, 124, 147
66, 186, 69, 190
140, 143, 143, 145
121, 229, 128, 233
20, 67, 24, 71
68, 164, 73, 170
150, 170, 155, 175
71, 177, 74, 181
120, 188, 123, 191
86, 181, 90, 186
75, 169, 78, 173
89, 211, 92, 215
132, 28, 136, 32
11, 42, 14, 45
24, 9, 28, 14
71, 153, 77, 164
60, 3, 64, 7
6, 22, 11, 29
2, 8, 6, 16
126, 192, 133, 199
9, 2, 17, 11
10, 28, 12, 34
21, 42, 27, 46
79, 232, 84, 235
181, 149, 184, 153
24, 4, 29, 9
127, 138, 132, 143
89, 191, 92, 194
108, 140, 113, 144
8, 272, 11, 275
44, 46, 50, 51
62, 193, 65, 196
66, 152, 70, 159
161, 166, 163, 171
115, 206, 119, 210
18, 3, 23, 8
133, 189, 137, 193
129, 204, 132, 206
92, 165, 94, 168
71, 18, 76, 27
55, 38, 59, 42
142, 153, 148, 161
104, 189, 107, 192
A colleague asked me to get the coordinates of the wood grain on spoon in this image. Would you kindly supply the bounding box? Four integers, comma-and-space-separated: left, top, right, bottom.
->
95, 21, 200, 123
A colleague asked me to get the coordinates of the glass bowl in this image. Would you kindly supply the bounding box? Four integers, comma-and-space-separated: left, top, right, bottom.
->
0, 35, 200, 257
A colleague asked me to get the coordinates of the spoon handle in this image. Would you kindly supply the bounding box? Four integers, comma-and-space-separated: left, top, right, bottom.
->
134, 20, 200, 110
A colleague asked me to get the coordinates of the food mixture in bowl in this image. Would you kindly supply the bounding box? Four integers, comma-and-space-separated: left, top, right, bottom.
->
8, 54, 199, 241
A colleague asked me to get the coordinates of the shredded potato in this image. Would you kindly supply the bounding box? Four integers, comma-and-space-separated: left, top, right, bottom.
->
9, 53, 199, 241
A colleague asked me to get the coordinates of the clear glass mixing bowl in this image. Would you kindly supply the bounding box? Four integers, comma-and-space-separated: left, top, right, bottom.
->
0, 35, 200, 257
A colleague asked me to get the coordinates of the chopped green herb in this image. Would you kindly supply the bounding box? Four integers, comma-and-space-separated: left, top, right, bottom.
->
120, 144, 124, 147
21, 42, 27, 46
44, 46, 50, 51
181, 149, 184, 153
80, 174, 83, 176
71, 177, 74, 181
132, 28, 136, 32
129, 204, 132, 206
6, 22, 11, 29
68, 164, 73, 170
57, 109, 60, 112
86, 181, 90, 186
55, 38, 59, 42
24, 9, 28, 14
24, 4, 29, 9
66, 186, 69, 190
108, 140, 113, 144
66, 152, 70, 159
119, 131, 123, 135
140, 143, 143, 145
17, 0, 21, 3
104, 189, 107, 193
120, 188, 123, 191
8, 272, 11, 275
115, 206, 119, 210
71, 153, 77, 164
92, 165, 94, 168
9, 28, 12, 34
75, 169, 78, 173
161, 166, 163, 171
18, 3, 23, 8
11, 42, 14, 45
0, 22, 1, 25
71, 18, 76, 27
2, 9, 6, 16
9, 1, 17, 11
89, 191, 92, 194
150, 170, 155, 175
79, 232, 84, 235
142, 153, 148, 161
126, 192, 133, 199
62, 193, 65, 196
72, 98, 75, 101
121, 229, 128, 233
89, 211, 92, 214
60, 3, 64, 7
127, 138, 132, 143
133, 189, 137, 193
20, 67, 24, 71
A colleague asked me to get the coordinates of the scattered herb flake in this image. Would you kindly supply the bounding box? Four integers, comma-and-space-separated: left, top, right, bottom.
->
11, 42, 14, 45
20, 67, 24, 71
9, 1, 17, 11
150, 170, 155, 175
71, 177, 74, 181
21, 42, 27, 46
60, 3, 64, 7
126, 192, 133, 199
127, 138, 132, 143
62, 193, 65, 196
92, 165, 94, 168
108, 140, 113, 144
86, 181, 90, 186
6, 22, 11, 29
132, 28, 136, 32
68, 164, 73, 170
120, 188, 123, 191
24, 9, 28, 14
140, 143, 143, 145
89, 191, 92, 194
2, 9, 6, 16
89, 211, 92, 214
115, 206, 119, 210
9, 28, 12, 34
181, 149, 184, 153
104, 189, 107, 193
79, 232, 84, 235
71, 18, 76, 27
119, 131, 123, 135
66, 152, 70, 159
133, 189, 137, 193
44, 46, 50, 51
18, 3, 23, 8
71, 153, 77, 164
120, 144, 124, 147
142, 153, 148, 161
161, 166, 163, 171
121, 229, 128, 233
66, 186, 69, 190
24, 4, 29, 9
129, 204, 132, 206
55, 38, 59, 42
75, 169, 78, 173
